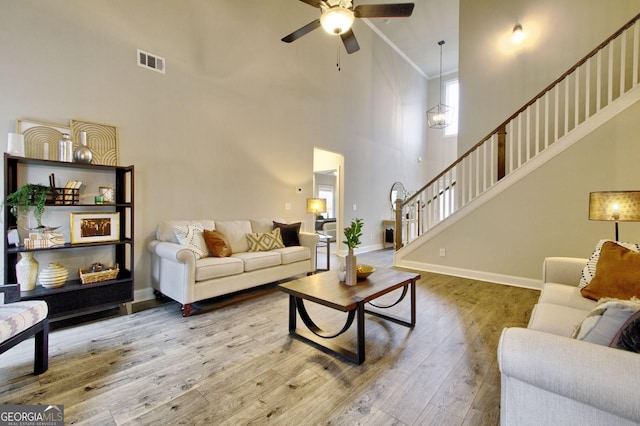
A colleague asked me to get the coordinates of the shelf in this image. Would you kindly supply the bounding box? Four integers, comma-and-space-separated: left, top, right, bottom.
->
7, 239, 133, 254
4, 153, 135, 323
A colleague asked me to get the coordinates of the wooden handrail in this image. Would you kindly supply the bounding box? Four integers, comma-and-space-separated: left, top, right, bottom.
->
402, 12, 640, 209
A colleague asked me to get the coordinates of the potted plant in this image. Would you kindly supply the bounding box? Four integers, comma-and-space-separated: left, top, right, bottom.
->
4, 183, 50, 229
343, 218, 363, 285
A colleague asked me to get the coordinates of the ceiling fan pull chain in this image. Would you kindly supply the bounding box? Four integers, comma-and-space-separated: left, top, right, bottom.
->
336, 38, 341, 71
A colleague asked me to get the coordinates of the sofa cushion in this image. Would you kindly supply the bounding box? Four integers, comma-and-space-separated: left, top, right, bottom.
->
273, 221, 301, 247
610, 310, 640, 353
579, 239, 640, 289
156, 220, 215, 243
246, 228, 285, 252
528, 303, 590, 337
272, 246, 310, 265
215, 220, 253, 254
195, 256, 244, 281
572, 300, 640, 345
174, 224, 209, 259
232, 251, 281, 272
581, 241, 640, 300
250, 218, 285, 234
539, 283, 596, 311
0, 301, 48, 344
203, 229, 232, 257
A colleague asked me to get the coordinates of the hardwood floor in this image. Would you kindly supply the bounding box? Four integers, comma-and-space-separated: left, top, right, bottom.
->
0, 249, 539, 425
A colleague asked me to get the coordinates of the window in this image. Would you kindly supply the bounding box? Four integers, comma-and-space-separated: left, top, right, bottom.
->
317, 185, 334, 218
444, 79, 459, 136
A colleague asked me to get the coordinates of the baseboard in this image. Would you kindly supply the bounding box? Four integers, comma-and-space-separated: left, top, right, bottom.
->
395, 259, 542, 291
134, 287, 156, 303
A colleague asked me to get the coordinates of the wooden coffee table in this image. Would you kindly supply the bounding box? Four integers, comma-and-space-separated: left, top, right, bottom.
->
279, 269, 420, 364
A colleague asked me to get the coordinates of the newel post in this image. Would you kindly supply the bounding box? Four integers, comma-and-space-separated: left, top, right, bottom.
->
395, 198, 403, 250
497, 126, 507, 181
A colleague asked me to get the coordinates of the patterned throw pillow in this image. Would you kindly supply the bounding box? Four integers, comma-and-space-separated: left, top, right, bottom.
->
174, 224, 209, 259
579, 240, 640, 288
246, 228, 285, 252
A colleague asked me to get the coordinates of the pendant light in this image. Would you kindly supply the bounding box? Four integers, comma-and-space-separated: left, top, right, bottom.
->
427, 40, 452, 129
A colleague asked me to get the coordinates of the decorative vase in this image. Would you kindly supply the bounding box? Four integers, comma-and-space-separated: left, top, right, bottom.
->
16, 252, 38, 291
39, 262, 69, 289
345, 248, 357, 286
73, 131, 93, 164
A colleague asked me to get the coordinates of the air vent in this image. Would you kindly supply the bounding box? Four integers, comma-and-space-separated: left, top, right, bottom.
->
137, 49, 165, 74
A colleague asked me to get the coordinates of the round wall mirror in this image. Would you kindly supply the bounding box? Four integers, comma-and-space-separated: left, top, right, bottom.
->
390, 182, 405, 210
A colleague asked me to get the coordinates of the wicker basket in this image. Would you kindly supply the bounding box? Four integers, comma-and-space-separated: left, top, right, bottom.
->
79, 264, 119, 284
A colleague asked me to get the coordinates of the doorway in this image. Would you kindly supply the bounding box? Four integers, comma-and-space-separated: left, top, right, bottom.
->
313, 148, 344, 256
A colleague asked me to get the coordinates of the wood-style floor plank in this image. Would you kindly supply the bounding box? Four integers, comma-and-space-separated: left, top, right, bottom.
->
0, 249, 539, 425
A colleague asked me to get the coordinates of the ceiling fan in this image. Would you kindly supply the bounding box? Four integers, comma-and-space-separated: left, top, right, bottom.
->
281, 0, 415, 54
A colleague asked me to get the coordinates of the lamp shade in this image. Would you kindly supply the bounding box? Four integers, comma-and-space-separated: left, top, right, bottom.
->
306, 198, 327, 215
589, 191, 640, 221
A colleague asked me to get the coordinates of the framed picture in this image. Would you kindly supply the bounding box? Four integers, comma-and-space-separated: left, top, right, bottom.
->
70, 119, 119, 166
70, 212, 120, 244
16, 119, 71, 160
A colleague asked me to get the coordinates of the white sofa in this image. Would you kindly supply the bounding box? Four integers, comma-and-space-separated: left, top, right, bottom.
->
498, 257, 640, 425
147, 218, 318, 316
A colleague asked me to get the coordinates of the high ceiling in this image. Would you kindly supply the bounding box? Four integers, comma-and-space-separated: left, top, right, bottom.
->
362, 0, 459, 78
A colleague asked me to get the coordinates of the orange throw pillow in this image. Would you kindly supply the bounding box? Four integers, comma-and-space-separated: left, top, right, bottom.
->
581, 241, 640, 300
203, 229, 232, 257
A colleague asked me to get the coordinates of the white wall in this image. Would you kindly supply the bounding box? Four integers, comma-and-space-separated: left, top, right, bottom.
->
458, 0, 639, 151
0, 1, 428, 298
401, 1, 640, 285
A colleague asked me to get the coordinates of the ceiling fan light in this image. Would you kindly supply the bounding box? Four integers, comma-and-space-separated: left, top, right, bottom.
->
321, 7, 355, 35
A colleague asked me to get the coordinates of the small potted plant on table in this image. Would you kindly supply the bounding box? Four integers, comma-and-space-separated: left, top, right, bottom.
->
343, 218, 363, 285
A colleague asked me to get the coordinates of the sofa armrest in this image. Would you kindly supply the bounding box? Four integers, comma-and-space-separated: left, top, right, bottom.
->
147, 240, 196, 264
298, 232, 319, 271
499, 327, 640, 423
542, 257, 587, 286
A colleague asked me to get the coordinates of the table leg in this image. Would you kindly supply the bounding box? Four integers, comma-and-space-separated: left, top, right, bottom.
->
355, 297, 365, 364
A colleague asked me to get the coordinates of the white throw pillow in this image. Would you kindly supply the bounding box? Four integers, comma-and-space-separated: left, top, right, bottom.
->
579, 240, 640, 288
572, 298, 640, 345
174, 224, 209, 259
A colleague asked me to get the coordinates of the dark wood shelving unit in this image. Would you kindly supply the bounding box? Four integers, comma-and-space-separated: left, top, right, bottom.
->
3, 154, 134, 321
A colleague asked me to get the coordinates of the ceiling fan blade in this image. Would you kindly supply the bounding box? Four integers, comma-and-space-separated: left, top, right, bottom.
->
354, 3, 415, 18
298, 0, 323, 7
281, 19, 321, 43
340, 29, 360, 54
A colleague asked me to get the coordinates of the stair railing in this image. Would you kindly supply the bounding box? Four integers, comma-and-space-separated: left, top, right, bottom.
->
395, 13, 640, 249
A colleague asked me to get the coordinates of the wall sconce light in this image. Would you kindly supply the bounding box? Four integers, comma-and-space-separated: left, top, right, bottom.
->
589, 191, 640, 241
512, 23, 524, 43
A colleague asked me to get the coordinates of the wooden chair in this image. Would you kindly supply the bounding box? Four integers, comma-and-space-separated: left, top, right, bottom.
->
0, 284, 49, 374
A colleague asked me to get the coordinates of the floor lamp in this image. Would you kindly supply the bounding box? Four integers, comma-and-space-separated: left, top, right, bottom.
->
588, 191, 640, 241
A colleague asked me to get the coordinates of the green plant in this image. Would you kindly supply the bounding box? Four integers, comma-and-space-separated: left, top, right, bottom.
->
4, 183, 50, 228
343, 218, 363, 250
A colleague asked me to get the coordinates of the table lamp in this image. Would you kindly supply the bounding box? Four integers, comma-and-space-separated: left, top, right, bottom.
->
588, 191, 640, 241
306, 198, 327, 217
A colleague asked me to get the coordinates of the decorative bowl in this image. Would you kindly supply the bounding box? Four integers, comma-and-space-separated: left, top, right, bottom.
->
356, 265, 375, 280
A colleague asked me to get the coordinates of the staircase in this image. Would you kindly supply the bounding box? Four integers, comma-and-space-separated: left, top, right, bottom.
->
394, 13, 640, 256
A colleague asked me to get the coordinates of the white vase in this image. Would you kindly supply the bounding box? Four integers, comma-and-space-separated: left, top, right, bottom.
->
39, 262, 69, 288
16, 252, 38, 291
345, 249, 357, 286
